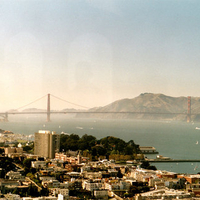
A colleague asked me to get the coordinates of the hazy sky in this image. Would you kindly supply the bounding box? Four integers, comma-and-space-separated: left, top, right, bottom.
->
1, 0, 200, 111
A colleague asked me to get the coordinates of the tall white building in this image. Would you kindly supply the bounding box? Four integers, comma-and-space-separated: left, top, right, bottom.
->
34, 130, 60, 159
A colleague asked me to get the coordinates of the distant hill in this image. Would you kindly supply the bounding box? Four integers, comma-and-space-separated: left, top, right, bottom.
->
22, 108, 46, 112
76, 93, 200, 121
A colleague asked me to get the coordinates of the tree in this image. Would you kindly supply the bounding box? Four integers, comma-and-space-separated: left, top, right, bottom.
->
140, 161, 157, 170
0, 169, 5, 178
27, 184, 39, 197
23, 146, 32, 153
79, 134, 96, 150
26, 172, 35, 180
59, 134, 141, 160
0, 148, 4, 154
23, 158, 36, 174
60, 134, 80, 151
117, 169, 123, 178
140, 161, 150, 169
124, 146, 134, 155
40, 186, 49, 196
23, 158, 36, 169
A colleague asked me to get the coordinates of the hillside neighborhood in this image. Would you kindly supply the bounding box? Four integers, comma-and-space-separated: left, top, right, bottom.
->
0, 130, 200, 200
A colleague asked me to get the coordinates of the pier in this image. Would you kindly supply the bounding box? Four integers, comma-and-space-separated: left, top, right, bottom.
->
148, 159, 200, 163
140, 146, 158, 154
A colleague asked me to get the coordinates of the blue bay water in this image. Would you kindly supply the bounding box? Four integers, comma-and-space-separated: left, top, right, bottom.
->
1, 115, 200, 174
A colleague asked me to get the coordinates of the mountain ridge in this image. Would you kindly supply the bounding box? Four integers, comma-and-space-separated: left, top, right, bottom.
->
76, 93, 200, 121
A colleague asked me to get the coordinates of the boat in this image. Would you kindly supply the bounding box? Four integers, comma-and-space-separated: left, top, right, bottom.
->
156, 155, 171, 160
194, 165, 198, 171
195, 127, 200, 130
76, 126, 83, 129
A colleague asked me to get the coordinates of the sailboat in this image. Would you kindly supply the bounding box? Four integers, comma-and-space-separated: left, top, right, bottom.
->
196, 141, 199, 145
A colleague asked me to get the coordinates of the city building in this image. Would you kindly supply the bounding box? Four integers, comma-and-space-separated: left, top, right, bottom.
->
5, 171, 25, 181
31, 160, 46, 169
136, 188, 192, 200
34, 130, 60, 159
93, 189, 108, 199
4, 147, 23, 158
82, 179, 104, 192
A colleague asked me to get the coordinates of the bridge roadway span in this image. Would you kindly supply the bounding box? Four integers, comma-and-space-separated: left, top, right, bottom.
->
0, 111, 194, 115
0, 111, 196, 122
148, 159, 200, 163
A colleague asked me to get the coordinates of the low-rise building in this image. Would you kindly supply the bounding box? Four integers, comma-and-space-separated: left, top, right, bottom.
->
93, 189, 108, 199
82, 171, 102, 179
23, 197, 57, 200
129, 168, 157, 182
0, 179, 20, 194
31, 161, 46, 169
42, 180, 60, 188
137, 188, 192, 200
57, 194, 67, 200
4, 193, 21, 200
4, 147, 23, 155
50, 188, 69, 196
105, 180, 130, 191
181, 174, 200, 184
107, 169, 118, 177
5, 171, 25, 181
82, 179, 104, 192
186, 183, 200, 195
40, 177, 56, 182
156, 170, 177, 179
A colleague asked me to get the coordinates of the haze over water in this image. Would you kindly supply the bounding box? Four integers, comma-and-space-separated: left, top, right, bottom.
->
1, 115, 200, 174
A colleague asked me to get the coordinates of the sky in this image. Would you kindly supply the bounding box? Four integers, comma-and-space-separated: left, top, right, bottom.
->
1, 0, 200, 111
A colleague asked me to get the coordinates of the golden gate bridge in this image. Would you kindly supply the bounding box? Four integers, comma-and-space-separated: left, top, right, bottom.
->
0, 94, 193, 122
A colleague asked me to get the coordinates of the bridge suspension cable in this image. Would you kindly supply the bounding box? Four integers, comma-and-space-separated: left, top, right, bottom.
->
16, 94, 47, 110
50, 94, 90, 109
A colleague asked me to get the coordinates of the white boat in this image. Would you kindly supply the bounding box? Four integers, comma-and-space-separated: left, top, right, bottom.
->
76, 127, 83, 129
195, 127, 200, 130
156, 155, 171, 160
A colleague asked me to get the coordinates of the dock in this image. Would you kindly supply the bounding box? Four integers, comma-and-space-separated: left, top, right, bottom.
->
140, 146, 158, 154
148, 159, 200, 163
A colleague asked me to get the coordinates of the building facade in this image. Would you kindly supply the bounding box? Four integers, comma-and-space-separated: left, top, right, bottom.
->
34, 130, 60, 159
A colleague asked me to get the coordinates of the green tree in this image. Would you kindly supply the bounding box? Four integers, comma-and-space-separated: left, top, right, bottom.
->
23, 158, 36, 169
79, 134, 96, 150
23, 146, 33, 153
27, 184, 39, 197
26, 172, 35, 180
117, 169, 123, 178
60, 134, 80, 151
40, 186, 49, 196
23, 158, 36, 174
140, 161, 157, 170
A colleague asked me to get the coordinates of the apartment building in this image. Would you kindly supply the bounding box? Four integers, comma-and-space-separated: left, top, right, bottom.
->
34, 130, 60, 159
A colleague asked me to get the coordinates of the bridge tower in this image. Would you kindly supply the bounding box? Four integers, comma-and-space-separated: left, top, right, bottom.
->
47, 93, 51, 122
187, 96, 191, 123
5, 112, 8, 122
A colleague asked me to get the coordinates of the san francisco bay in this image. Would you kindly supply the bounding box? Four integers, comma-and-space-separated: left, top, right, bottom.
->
1, 115, 200, 174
